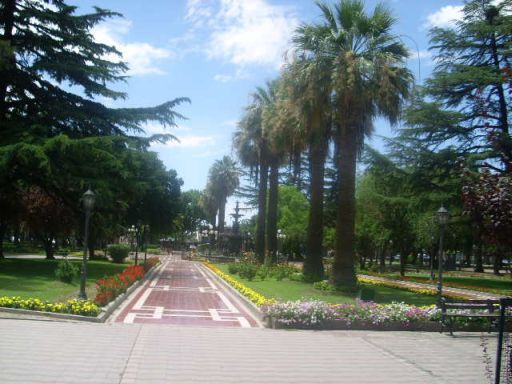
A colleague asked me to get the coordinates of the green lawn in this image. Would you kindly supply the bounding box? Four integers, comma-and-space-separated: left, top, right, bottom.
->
0, 258, 130, 302
369, 272, 512, 296
216, 264, 437, 306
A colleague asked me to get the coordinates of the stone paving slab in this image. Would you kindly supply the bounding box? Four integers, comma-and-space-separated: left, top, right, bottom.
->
0, 319, 497, 383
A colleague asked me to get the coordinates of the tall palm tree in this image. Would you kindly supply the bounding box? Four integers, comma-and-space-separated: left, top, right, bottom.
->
315, 0, 413, 288
287, 31, 333, 281
234, 100, 266, 263
262, 79, 298, 264
206, 156, 239, 233
200, 186, 219, 229
234, 83, 277, 263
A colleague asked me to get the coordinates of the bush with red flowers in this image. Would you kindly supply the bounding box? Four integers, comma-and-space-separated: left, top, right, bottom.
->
94, 265, 145, 306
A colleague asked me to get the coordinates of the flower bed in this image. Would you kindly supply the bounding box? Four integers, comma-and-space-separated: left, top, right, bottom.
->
94, 264, 145, 306
205, 263, 501, 331
366, 273, 510, 296
0, 259, 160, 318
0, 297, 100, 316
357, 276, 471, 300
203, 262, 275, 306
262, 300, 439, 328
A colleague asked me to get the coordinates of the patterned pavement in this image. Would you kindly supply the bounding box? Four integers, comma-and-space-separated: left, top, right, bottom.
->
113, 255, 260, 327
0, 320, 496, 384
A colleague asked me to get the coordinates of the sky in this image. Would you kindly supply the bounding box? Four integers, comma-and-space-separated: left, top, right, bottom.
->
69, 0, 468, 219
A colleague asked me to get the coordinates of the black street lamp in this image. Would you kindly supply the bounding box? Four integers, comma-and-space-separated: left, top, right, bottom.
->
436, 206, 449, 304
79, 189, 95, 300
134, 223, 141, 266
277, 229, 285, 264
143, 224, 150, 264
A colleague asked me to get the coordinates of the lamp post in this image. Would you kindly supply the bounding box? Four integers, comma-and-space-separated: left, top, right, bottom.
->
436, 206, 449, 304
128, 225, 136, 262
430, 236, 435, 280
134, 223, 141, 266
143, 224, 150, 264
79, 189, 95, 300
277, 229, 286, 264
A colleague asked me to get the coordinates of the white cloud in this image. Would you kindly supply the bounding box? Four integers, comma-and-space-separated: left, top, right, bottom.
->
214, 68, 248, 82
92, 19, 171, 76
425, 5, 463, 29
166, 135, 216, 148
185, 0, 298, 70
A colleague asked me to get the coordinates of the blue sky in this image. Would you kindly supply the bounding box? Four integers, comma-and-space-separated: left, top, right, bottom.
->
70, 0, 467, 215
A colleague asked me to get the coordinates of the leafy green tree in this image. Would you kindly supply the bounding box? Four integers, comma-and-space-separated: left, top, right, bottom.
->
278, 185, 309, 260
180, 190, 208, 235
22, 186, 75, 259
355, 173, 391, 271
125, 151, 183, 236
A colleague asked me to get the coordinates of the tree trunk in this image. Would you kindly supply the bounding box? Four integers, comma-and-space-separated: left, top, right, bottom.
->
474, 235, 484, 272
0, 0, 17, 116
379, 243, 386, 273
304, 135, 327, 282
255, 159, 268, 263
292, 147, 302, 189
0, 222, 5, 259
490, 32, 511, 164
484, 252, 491, 266
43, 238, 55, 260
400, 252, 406, 277
218, 197, 226, 233
331, 127, 357, 289
493, 251, 502, 275
265, 158, 279, 265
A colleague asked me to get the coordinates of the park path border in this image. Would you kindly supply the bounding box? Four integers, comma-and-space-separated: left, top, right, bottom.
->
198, 262, 265, 328
0, 257, 162, 323
359, 274, 502, 300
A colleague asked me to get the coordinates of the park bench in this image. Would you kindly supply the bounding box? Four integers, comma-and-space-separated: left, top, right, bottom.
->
440, 297, 503, 335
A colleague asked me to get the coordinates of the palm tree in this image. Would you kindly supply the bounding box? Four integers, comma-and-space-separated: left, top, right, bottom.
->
262, 79, 298, 265
200, 186, 219, 229
287, 31, 333, 281
234, 102, 266, 263
206, 156, 239, 233
315, 0, 413, 288
234, 83, 277, 263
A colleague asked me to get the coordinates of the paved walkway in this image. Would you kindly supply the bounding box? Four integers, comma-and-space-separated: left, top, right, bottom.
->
360, 274, 502, 300
112, 254, 260, 327
0, 318, 497, 383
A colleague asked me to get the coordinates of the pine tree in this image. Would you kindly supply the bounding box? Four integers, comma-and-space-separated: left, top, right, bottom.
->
0, 0, 188, 144
0, 0, 188, 257
426, 0, 512, 172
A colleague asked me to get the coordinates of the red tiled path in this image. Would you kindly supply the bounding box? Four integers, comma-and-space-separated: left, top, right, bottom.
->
113, 254, 260, 327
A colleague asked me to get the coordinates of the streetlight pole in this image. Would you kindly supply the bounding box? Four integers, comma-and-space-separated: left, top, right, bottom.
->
143, 224, 149, 264
436, 206, 449, 304
79, 189, 95, 300
134, 223, 140, 266
430, 236, 435, 280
